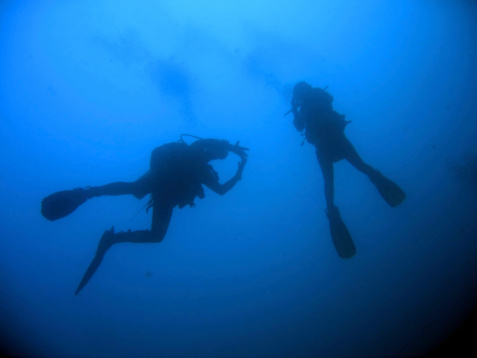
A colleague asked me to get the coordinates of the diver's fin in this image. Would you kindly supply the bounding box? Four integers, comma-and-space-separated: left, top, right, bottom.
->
41, 188, 90, 221
326, 207, 356, 259
369, 171, 406, 207
75, 227, 115, 295
75, 252, 103, 295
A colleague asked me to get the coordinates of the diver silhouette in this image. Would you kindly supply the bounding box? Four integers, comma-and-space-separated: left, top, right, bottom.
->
288, 81, 405, 258
41, 136, 248, 294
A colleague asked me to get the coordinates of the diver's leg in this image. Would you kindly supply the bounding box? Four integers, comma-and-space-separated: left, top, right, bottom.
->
99, 200, 173, 247
341, 137, 375, 176
81, 171, 153, 199
41, 172, 153, 221
316, 150, 334, 210
86, 182, 139, 197
75, 201, 174, 295
316, 149, 355, 258
87, 171, 153, 199
41, 179, 148, 221
341, 137, 405, 207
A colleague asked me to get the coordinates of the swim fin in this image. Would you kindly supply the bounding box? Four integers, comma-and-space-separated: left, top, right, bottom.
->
76, 227, 115, 295
326, 206, 356, 259
41, 188, 90, 221
369, 171, 406, 207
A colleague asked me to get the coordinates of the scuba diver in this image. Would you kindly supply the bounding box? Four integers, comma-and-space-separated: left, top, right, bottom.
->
287, 81, 405, 258
41, 135, 248, 294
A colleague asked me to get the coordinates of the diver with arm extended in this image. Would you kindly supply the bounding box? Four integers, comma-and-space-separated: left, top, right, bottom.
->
41, 136, 248, 295
203, 142, 247, 195
287, 81, 405, 258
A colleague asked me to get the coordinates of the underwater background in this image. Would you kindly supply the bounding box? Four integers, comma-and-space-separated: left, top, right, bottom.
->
1, 0, 477, 357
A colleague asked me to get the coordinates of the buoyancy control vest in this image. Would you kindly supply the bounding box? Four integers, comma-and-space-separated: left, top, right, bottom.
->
298, 88, 350, 145
148, 141, 217, 208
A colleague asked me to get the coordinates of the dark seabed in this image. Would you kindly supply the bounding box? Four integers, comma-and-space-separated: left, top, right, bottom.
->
1, 1, 477, 357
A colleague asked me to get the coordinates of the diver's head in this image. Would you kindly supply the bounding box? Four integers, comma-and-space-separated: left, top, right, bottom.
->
293, 81, 312, 102
190, 138, 230, 161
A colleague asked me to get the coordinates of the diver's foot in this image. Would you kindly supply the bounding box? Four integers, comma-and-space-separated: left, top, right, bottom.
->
325, 206, 356, 259
368, 170, 406, 207
69, 187, 96, 201
75, 227, 116, 295
41, 187, 92, 221
97, 226, 116, 254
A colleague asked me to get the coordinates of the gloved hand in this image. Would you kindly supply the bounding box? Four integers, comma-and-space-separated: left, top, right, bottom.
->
228, 141, 249, 160
291, 97, 303, 116
235, 156, 247, 180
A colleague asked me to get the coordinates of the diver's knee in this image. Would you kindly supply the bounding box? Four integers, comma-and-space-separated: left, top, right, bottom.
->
96, 226, 116, 254
152, 235, 165, 243
132, 192, 147, 199
149, 230, 165, 243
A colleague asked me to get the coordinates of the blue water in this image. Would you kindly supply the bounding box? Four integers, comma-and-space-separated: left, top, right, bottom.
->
1, 1, 477, 357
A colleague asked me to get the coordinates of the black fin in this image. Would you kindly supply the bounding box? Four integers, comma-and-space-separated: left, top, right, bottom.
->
41, 188, 89, 221
370, 172, 406, 207
327, 207, 356, 259
75, 227, 115, 295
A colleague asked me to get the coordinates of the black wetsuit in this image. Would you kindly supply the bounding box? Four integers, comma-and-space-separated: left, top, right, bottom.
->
133, 142, 220, 209
293, 88, 351, 162
293, 87, 375, 209
70, 139, 246, 294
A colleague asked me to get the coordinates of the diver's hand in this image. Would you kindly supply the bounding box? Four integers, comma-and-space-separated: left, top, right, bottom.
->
291, 98, 301, 116
235, 157, 247, 180
229, 141, 249, 159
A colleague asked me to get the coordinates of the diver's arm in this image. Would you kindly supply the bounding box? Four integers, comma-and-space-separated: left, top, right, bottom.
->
203, 158, 247, 195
